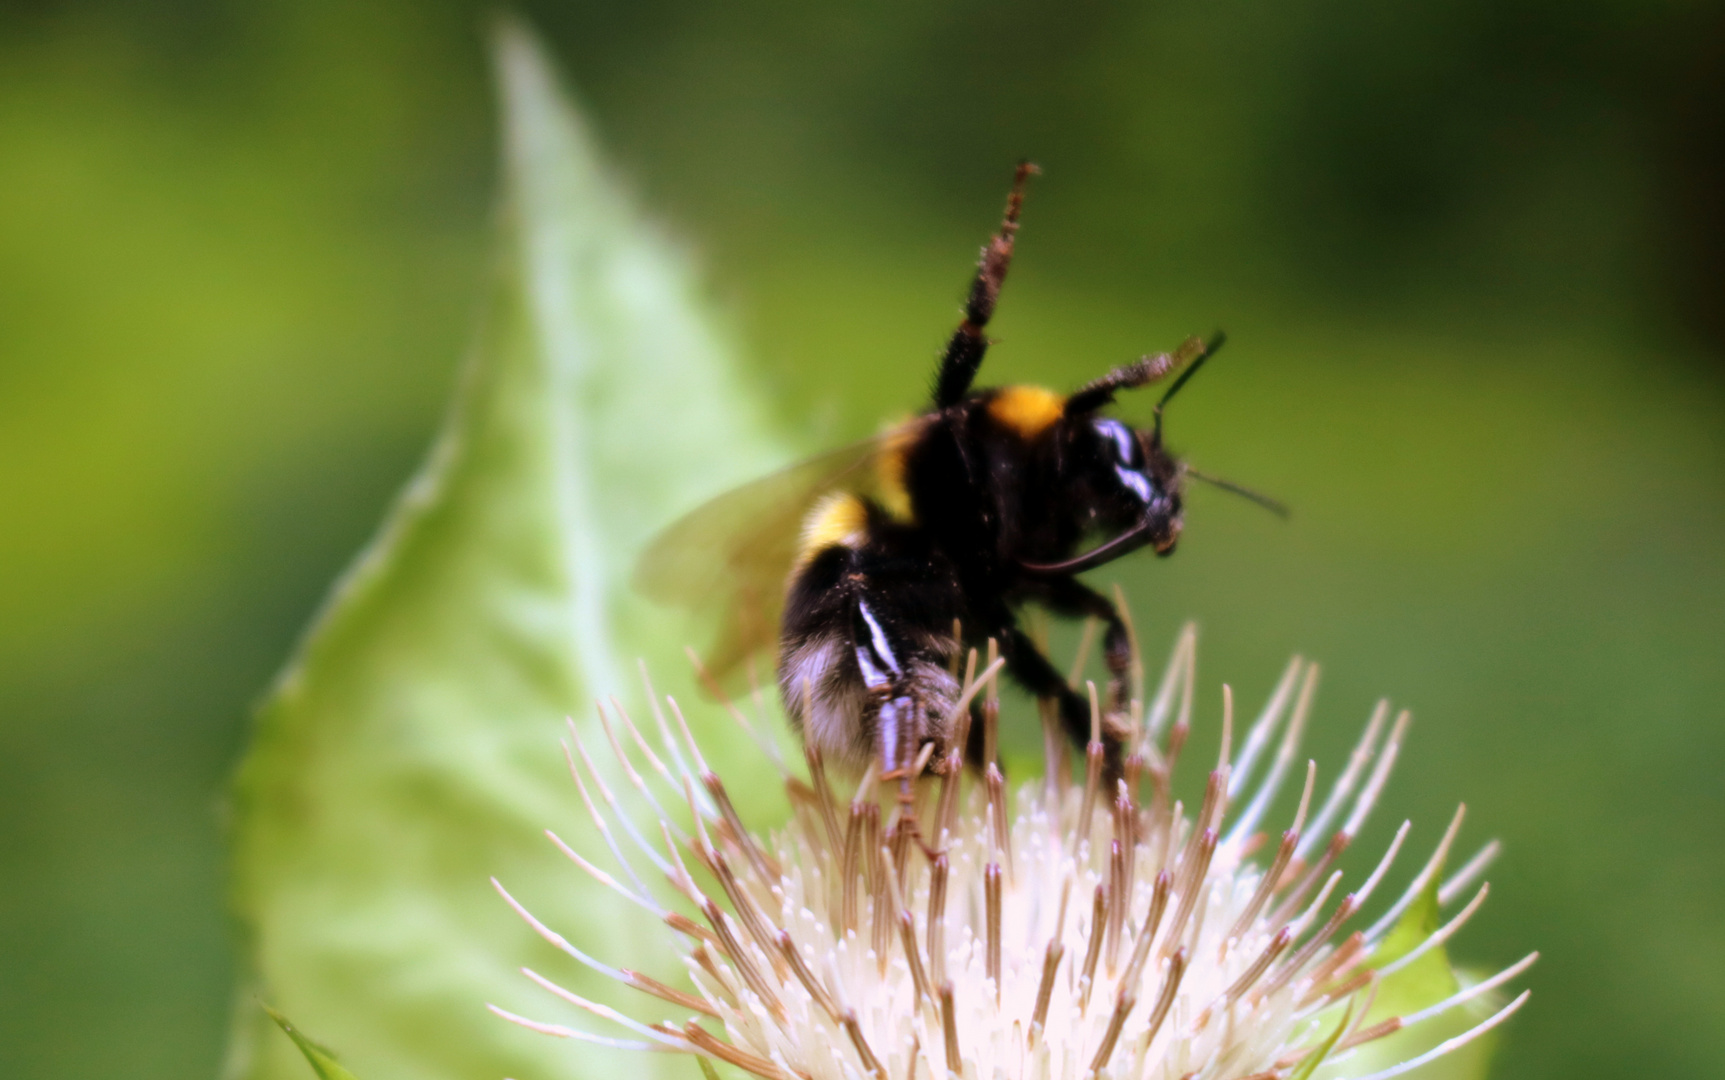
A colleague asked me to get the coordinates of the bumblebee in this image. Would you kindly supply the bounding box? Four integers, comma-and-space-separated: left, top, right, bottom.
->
636, 164, 1278, 778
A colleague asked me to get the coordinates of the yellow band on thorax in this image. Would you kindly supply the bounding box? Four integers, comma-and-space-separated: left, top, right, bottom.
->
986, 384, 1066, 438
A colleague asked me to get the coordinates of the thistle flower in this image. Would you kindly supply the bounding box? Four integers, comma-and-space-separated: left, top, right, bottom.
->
492, 626, 1534, 1080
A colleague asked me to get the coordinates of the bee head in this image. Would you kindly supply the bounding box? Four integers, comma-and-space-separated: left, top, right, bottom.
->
1022, 333, 1283, 578
1077, 416, 1184, 557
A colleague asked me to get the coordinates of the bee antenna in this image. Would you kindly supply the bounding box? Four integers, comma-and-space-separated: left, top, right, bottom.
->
1183, 466, 1290, 519
1152, 331, 1226, 442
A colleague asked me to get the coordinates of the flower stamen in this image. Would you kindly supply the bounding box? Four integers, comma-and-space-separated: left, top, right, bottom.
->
491, 625, 1532, 1080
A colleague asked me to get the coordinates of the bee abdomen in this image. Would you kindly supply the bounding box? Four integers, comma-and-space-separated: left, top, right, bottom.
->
779, 627, 960, 772
779, 540, 963, 772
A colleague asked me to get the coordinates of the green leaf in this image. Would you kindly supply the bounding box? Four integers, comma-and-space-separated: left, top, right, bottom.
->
1320, 873, 1499, 1080
264, 1008, 364, 1080
224, 19, 781, 1080
1366, 874, 1461, 1022
1288, 999, 1355, 1080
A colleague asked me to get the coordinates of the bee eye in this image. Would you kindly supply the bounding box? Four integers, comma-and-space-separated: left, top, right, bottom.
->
1091, 419, 1139, 465
1115, 465, 1153, 502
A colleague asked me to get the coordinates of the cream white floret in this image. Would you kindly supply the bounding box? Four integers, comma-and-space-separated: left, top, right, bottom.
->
494, 626, 1533, 1080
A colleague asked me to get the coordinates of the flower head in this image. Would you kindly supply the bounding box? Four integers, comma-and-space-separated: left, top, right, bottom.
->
493, 626, 1533, 1080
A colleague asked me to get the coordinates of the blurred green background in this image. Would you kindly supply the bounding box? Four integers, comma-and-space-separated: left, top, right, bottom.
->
1, 2, 1721, 1079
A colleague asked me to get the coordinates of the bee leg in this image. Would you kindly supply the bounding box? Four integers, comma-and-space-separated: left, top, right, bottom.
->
875, 692, 919, 779
961, 699, 989, 770
995, 624, 1125, 779
1062, 335, 1211, 417
845, 589, 965, 780
1033, 577, 1133, 727
932, 162, 1038, 408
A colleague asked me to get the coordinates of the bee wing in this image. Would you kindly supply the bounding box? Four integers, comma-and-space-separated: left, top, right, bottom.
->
632, 428, 905, 687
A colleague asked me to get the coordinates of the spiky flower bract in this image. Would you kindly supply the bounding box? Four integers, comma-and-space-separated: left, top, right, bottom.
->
494, 626, 1533, 1080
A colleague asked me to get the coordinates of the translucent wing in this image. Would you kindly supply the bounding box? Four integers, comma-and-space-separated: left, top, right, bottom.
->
633, 424, 915, 687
